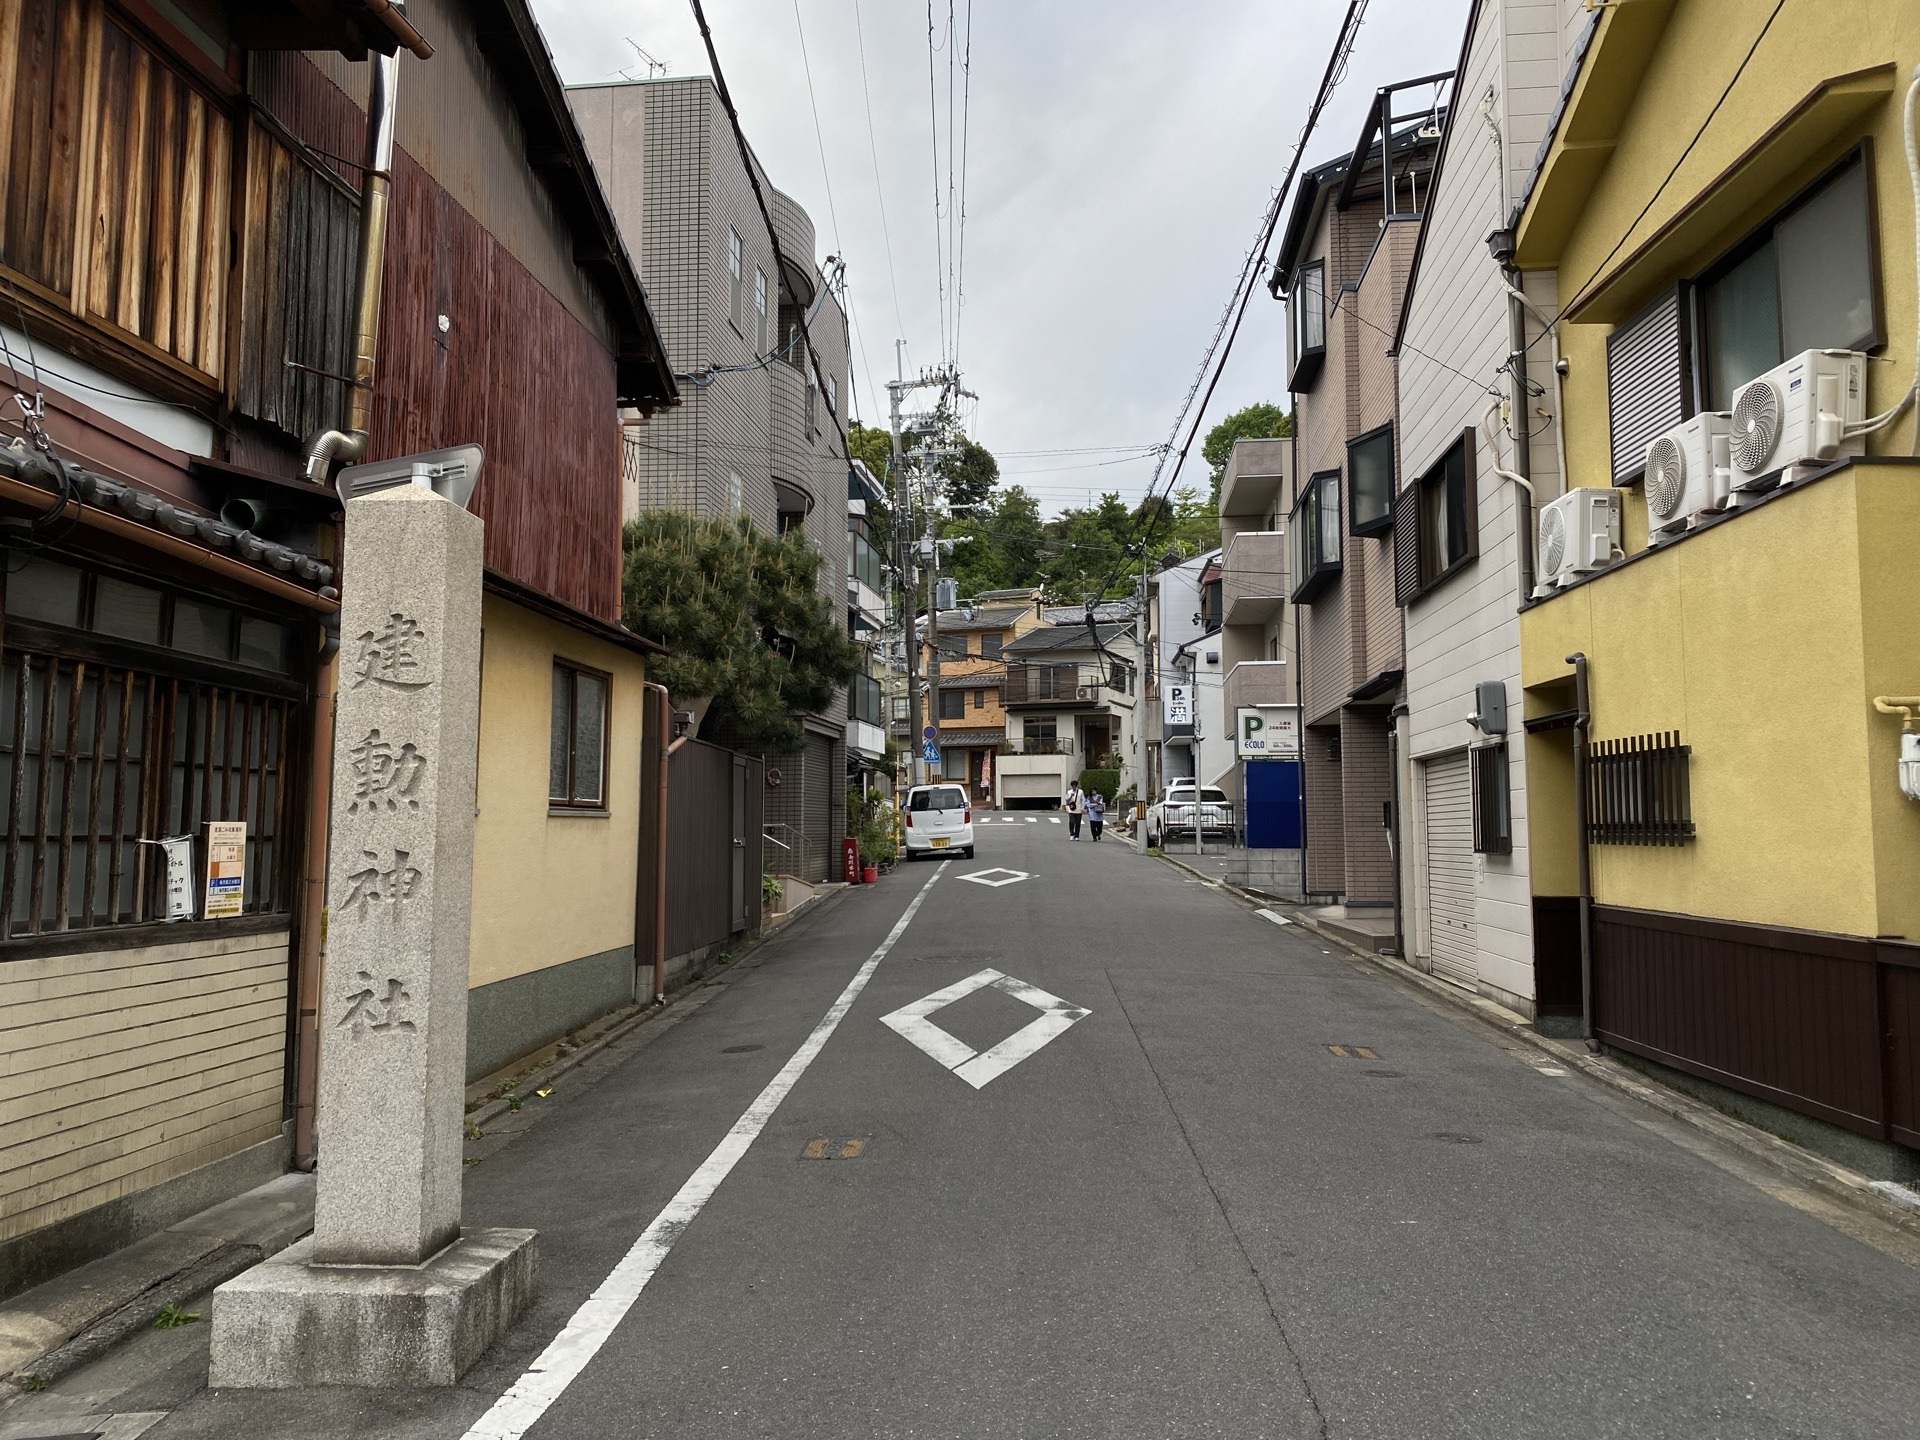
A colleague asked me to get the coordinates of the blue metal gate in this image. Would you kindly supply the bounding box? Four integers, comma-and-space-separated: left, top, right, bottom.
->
1244, 760, 1302, 849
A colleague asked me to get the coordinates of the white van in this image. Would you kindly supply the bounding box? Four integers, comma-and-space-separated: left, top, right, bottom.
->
903, 783, 975, 860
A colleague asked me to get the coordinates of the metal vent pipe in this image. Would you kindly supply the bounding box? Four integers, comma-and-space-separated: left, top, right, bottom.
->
304, 48, 399, 485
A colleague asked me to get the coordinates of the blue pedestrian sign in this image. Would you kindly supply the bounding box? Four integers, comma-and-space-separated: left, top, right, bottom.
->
922, 740, 941, 764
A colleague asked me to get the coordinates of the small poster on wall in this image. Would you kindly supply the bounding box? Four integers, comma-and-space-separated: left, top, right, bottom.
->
204, 821, 247, 919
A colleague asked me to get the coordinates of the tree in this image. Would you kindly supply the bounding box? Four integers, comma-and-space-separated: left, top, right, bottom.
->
945, 484, 1044, 598
845, 421, 894, 532
622, 512, 859, 754
1202, 402, 1292, 503
1040, 492, 1135, 603
938, 437, 999, 510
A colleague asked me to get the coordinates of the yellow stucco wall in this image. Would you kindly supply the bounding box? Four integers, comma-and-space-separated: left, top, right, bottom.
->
469, 595, 646, 989
1538, 1, 1920, 485
1520, 465, 1920, 940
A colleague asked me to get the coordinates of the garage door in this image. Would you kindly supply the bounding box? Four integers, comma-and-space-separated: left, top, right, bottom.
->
1422, 753, 1477, 989
1001, 772, 1059, 802
803, 732, 834, 882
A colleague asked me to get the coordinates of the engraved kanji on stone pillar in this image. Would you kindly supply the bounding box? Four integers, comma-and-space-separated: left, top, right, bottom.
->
313, 484, 483, 1267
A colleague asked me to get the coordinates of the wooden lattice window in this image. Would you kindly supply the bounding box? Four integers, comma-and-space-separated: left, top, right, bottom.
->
1588, 731, 1694, 846
0, 651, 300, 935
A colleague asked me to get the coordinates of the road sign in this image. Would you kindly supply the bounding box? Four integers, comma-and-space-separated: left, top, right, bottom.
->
880, 969, 1090, 1089
922, 740, 940, 764
1236, 704, 1301, 758
923, 725, 937, 740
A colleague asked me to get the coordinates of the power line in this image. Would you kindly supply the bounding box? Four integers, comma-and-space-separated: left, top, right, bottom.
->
953, 0, 974, 368
790, 0, 843, 255
851, 0, 909, 351
1096, 0, 1373, 608
925, 1, 948, 366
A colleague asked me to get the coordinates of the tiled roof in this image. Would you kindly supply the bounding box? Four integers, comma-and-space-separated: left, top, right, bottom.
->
934, 727, 1006, 748
932, 604, 1025, 631
937, 671, 1003, 688
1003, 622, 1133, 655
1042, 601, 1137, 623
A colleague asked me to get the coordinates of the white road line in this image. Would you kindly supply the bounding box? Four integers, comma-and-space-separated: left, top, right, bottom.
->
1255, 908, 1293, 926
1026, 817, 1038, 823
1048, 817, 1061, 824
463, 862, 949, 1440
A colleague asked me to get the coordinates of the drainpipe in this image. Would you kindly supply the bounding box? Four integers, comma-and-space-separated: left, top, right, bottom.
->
303, 49, 399, 485
292, 636, 338, 1170
1503, 273, 1537, 605
291, 46, 400, 1168
1568, 652, 1595, 1044
1385, 702, 1409, 958
641, 683, 674, 1005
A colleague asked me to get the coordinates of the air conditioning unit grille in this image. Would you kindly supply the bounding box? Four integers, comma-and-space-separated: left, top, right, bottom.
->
1645, 436, 1687, 519
1539, 507, 1566, 577
1732, 377, 1781, 473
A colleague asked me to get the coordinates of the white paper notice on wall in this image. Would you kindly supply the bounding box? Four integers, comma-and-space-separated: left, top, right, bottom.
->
204, 821, 247, 919
138, 835, 197, 921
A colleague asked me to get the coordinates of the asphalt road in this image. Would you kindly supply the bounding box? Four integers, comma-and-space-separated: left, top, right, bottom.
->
36, 816, 1920, 1437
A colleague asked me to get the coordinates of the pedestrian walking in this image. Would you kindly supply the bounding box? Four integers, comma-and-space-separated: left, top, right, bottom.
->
1064, 781, 1084, 840
1088, 790, 1106, 842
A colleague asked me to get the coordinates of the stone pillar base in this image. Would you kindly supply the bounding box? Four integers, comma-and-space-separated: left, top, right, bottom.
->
208, 1227, 537, 1388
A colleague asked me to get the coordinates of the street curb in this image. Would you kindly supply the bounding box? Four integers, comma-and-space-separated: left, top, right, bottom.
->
3, 1243, 261, 1398
1155, 853, 1920, 1253
464, 883, 853, 1132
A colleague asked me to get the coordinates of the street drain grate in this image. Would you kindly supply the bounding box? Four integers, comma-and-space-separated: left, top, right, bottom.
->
1432, 1132, 1483, 1144
1326, 1044, 1380, 1060
1364, 1069, 1405, 1078
722, 1044, 765, 1054
800, 1137, 867, 1160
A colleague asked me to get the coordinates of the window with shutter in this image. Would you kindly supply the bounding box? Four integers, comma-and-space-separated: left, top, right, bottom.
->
1606, 287, 1691, 486
1393, 480, 1421, 605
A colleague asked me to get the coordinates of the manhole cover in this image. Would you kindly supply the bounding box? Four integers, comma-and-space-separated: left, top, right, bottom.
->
1364, 1069, 1405, 1078
1432, 1132, 1483, 1144
722, 1044, 764, 1054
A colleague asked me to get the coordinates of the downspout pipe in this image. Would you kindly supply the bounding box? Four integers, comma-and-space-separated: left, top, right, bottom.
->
304, 48, 399, 485
292, 632, 338, 1170
641, 682, 673, 1006
1502, 272, 1536, 605
1385, 702, 1409, 959
1568, 652, 1595, 1045
294, 47, 398, 1164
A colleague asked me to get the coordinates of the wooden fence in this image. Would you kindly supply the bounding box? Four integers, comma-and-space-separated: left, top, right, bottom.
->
1594, 905, 1920, 1147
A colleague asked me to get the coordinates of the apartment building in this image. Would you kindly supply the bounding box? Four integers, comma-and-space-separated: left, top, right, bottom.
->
1270, 110, 1442, 906
1391, 2, 1573, 1017
1150, 551, 1227, 795
571, 76, 854, 883
846, 459, 889, 792
1509, 0, 1920, 1164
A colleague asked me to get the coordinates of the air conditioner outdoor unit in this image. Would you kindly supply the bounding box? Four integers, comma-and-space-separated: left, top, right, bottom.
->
1642, 412, 1732, 543
1075, 685, 1096, 700
1533, 488, 1622, 597
1728, 349, 1865, 496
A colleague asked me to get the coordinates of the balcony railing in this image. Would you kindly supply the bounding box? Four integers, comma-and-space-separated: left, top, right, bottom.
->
1004, 663, 1124, 705
1222, 531, 1286, 626
998, 737, 1073, 756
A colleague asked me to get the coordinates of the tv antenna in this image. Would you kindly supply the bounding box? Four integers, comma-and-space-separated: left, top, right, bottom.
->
623, 39, 668, 78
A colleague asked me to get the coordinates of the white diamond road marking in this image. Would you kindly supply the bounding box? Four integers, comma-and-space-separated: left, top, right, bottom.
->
881, 968, 1091, 1088
958, 867, 1030, 888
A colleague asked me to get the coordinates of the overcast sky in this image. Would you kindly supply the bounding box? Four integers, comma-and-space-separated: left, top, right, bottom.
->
533, 0, 1471, 513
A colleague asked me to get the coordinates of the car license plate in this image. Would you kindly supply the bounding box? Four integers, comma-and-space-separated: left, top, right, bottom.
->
931, 837, 949, 848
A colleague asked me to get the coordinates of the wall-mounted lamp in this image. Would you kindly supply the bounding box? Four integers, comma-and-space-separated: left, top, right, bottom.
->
672, 709, 695, 739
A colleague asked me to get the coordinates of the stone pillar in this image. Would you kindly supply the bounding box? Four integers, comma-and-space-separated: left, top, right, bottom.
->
312, 483, 481, 1266
210, 482, 537, 1388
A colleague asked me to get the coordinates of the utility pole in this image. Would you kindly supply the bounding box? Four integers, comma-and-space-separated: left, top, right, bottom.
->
890, 344, 922, 788
886, 357, 968, 789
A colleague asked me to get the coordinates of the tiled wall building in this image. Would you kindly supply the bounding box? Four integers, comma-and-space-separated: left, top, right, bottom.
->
572, 77, 854, 881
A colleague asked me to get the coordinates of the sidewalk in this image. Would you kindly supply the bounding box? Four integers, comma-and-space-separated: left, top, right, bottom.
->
1156, 850, 1920, 1245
